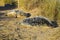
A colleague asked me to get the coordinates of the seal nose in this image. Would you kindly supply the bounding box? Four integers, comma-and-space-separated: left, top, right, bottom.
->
51, 21, 58, 28
25, 13, 31, 17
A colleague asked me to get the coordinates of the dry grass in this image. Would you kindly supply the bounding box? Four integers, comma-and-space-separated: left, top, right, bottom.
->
0, 18, 60, 40
19, 0, 60, 21
0, 0, 60, 40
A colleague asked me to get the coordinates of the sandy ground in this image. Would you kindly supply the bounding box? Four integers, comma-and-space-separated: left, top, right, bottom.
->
0, 0, 60, 40
0, 17, 60, 40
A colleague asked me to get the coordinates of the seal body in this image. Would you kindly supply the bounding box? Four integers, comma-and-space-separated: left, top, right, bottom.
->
23, 16, 58, 28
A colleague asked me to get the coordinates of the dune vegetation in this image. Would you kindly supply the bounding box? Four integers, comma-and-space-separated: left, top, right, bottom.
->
0, 0, 60, 40
19, 0, 60, 21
